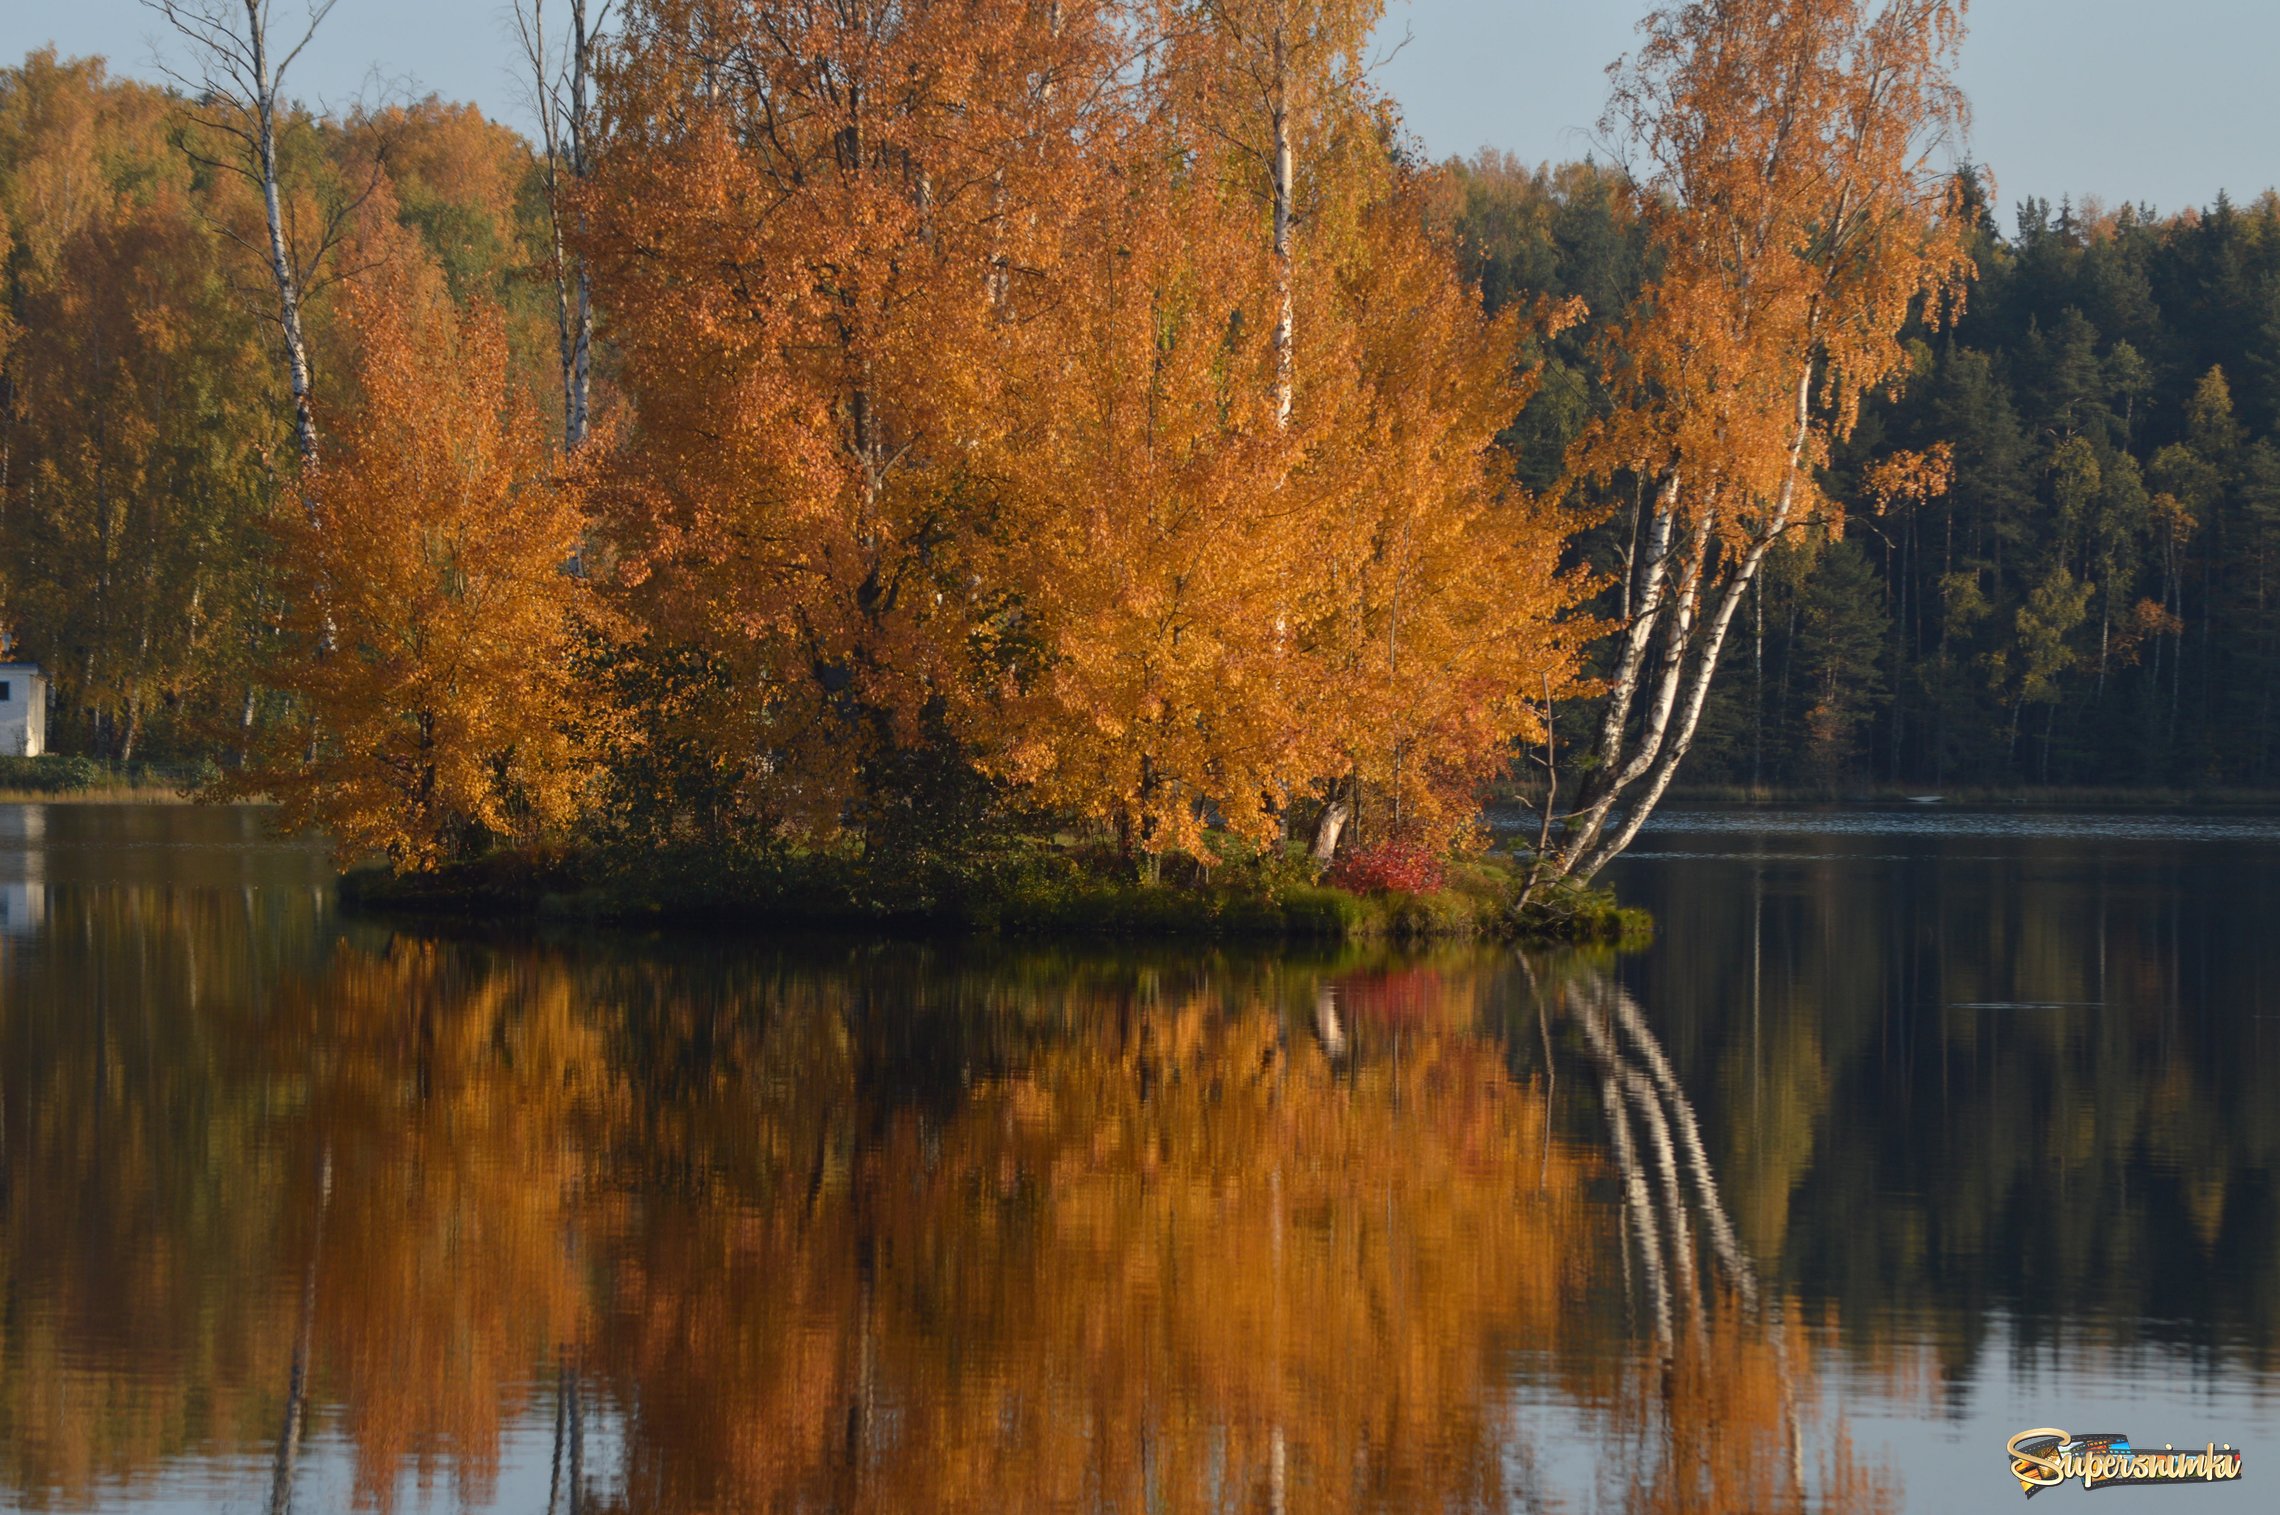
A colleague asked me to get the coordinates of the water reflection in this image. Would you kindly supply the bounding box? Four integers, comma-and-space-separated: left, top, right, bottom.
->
0, 806, 43, 939
8, 805, 2277, 1510
0, 833, 1883, 1512
1613, 810, 2280, 1380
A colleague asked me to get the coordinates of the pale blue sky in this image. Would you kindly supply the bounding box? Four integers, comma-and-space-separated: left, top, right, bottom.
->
6, 1, 2274, 217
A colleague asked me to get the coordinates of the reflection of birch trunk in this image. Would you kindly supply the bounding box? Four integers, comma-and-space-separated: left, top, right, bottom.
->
1575, 995, 1692, 1324
1312, 982, 1346, 1060
1596, 1063, 1671, 1349
268, 1142, 332, 1515
1557, 964, 1806, 1494
547, 1347, 584, 1515
1605, 989, 1758, 1308
1560, 969, 1764, 1355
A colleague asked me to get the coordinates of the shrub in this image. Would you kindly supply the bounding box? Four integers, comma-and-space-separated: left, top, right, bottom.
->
0, 755, 103, 793
1327, 840, 1447, 896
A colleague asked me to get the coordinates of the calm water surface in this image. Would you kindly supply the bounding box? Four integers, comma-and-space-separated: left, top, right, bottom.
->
2, 803, 2275, 1512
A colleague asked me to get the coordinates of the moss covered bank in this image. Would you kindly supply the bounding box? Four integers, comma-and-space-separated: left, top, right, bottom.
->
338, 844, 1649, 947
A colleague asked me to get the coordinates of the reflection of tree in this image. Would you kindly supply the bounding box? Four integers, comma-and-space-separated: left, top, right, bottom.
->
1611, 834, 2280, 1380
1548, 963, 1894, 1515
581, 954, 1597, 1512
270, 938, 597, 1509
0, 882, 329, 1504
1564, 969, 1758, 1342
6, 923, 1901, 1513
0, 908, 592, 1511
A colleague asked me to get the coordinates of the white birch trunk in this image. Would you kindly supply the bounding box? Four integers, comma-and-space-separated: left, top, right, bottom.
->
564, 0, 594, 451
527, 0, 596, 454
1268, 17, 1294, 429
1569, 363, 1817, 881
245, 2, 319, 496
1309, 786, 1350, 862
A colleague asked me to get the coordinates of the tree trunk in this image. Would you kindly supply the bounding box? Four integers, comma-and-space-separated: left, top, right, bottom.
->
564, 0, 594, 451
245, 3, 318, 491
1751, 573, 1764, 790
1268, 20, 1294, 429
1588, 474, 1682, 791
538, 0, 596, 453
1310, 775, 1351, 863
1555, 363, 1815, 884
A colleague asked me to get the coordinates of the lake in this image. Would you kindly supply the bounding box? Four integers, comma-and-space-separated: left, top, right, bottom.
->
2, 802, 2273, 1512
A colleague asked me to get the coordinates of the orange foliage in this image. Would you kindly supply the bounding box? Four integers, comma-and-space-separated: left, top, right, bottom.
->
580, 1, 1584, 859
1592, 0, 1974, 534
0, 53, 279, 753
583, 0, 1120, 837
234, 240, 589, 866
963, 118, 1320, 852
1296, 182, 1587, 848
345, 100, 531, 281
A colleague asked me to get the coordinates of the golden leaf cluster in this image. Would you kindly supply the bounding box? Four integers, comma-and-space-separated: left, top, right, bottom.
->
230, 231, 590, 867
578, 0, 1586, 858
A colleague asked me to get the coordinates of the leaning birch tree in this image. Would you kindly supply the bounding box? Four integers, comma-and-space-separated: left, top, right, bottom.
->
1532, 0, 1974, 887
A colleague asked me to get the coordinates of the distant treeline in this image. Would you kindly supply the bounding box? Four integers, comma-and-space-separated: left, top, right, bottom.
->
0, 51, 559, 763
1446, 154, 2280, 790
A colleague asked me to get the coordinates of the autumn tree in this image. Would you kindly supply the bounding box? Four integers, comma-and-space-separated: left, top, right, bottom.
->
584, 0, 1124, 841
1170, 0, 1467, 860
1289, 174, 1587, 859
1175, 0, 1383, 427
1536, 0, 1973, 883
960, 2, 1581, 865
959, 103, 1323, 857
229, 235, 589, 866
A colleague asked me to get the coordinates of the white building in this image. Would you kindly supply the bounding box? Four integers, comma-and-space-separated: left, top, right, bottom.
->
0, 662, 47, 757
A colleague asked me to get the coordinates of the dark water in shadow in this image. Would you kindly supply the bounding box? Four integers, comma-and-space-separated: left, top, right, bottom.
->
1, 803, 2272, 1511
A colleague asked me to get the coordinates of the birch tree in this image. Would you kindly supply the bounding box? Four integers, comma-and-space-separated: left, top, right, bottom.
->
1533, 0, 1974, 888
146, 2, 346, 499
514, 0, 608, 453
1178, 1, 1382, 428
229, 241, 590, 868
1174, 1, 1384, 858
585, 0, 1124, 837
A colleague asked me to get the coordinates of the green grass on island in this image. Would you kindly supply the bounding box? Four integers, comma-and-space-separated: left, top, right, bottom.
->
338, 837, 1650, 947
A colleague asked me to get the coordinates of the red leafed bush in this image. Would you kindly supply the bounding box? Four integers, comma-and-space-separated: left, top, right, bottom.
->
1327, 840, 1446, 896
